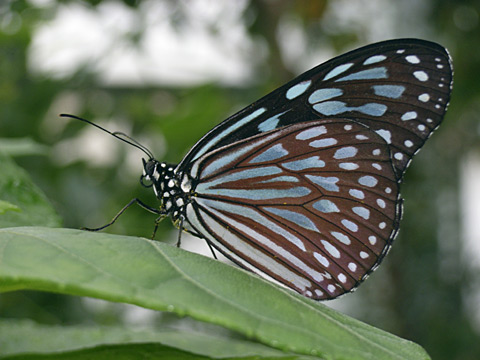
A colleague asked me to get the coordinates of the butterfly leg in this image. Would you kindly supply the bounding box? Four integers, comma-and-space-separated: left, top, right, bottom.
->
175, 216, 184, 248
150, 212, 171, 240
172, 216, 216, 259
82, 198, 162, 232
205, 240, 218, 260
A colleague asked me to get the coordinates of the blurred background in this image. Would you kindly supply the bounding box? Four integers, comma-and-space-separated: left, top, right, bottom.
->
1, 0, 479, 358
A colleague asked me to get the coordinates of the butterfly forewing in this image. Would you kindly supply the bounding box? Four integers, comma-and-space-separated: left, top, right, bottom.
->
183, 120, 401, 300
178, 39, 452, 179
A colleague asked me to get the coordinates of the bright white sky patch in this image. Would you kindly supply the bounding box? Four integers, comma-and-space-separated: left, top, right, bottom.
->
461, 152, 480, 268
28, 0, 256, 86
460, 152, 480, 334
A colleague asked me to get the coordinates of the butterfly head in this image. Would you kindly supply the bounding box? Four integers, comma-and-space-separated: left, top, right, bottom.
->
140, 158, 175, 194
141, 158, 187, 220
141, 158, 157, 185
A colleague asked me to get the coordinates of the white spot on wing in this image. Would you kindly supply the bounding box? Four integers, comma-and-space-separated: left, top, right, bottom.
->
258, 110, 289, 132
352, 206, 370, 220
339, 162, 359, 170
323, 63, 354, 81
249, 143, 289, 163
341, 219, 358, 232
401, 111, 417, 121
363, 55, 387, 65
314, 252, 330, 267
308, 88, 343, 104
259, 176, 299, 184
264, 207, 319, 232
282, 156, 325, 170
360, 251, 369, 259
331, 231, 351, 245
286, 80, 312, 100
336, 67, 388, 82
334, 146, 358, 159
309, 138, 338, 148
405, 55, 420, 64
313, 199, 340, 213
349, 189, 365, 199
358, 175, 378, 187
377, 198, 386, 208
306, 175, 340, 192
356, 134, 369, 140
321, 239, 341, 258
418, 93, 430, 102
404, 140, 414, 147
413, 70, 429, 82
312, 101, 387, 117
296, 126, 327, 140
376, 129, 391, 144
372, 85, 405, 99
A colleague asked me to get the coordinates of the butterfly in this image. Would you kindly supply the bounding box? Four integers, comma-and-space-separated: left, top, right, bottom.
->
66, 38, 453, 300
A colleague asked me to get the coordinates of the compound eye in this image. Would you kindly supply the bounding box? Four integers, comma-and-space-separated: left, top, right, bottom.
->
140, 174, 153, 188
147, 161, 157, 175
143, 158, 158, 176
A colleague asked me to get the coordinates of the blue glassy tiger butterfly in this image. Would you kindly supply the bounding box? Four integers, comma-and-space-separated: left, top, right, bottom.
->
63, 38, 453, 300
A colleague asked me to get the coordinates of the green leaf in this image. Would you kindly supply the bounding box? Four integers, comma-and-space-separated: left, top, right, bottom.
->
0, 319, 293, 359
1, 343, 213, 360
0, 138, 48, 157
0, 200, 20, 214
0, 153, 61, 228
0, 227, 430, 360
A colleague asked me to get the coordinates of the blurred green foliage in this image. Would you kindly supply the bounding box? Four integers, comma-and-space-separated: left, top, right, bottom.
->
1, 0, 480, 359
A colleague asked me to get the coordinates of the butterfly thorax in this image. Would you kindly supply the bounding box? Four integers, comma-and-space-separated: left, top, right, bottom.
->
141, 159, 193, 223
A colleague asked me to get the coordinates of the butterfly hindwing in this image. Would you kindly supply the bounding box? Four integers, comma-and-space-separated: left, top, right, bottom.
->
183, 119, 401, 300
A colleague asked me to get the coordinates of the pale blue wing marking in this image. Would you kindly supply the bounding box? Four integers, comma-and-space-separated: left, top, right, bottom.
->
335, 67, 387, 82
313, 199, 340, 213
305, 175, 340, 192
249, 143, 289, 164
264, 207, 320, 232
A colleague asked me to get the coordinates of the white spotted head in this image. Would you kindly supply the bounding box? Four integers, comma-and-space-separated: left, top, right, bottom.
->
141, 159, 187, 219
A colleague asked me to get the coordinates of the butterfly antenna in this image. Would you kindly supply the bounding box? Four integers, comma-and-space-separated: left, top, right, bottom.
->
60, 114, 154, 159
111, 131, 154, 159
